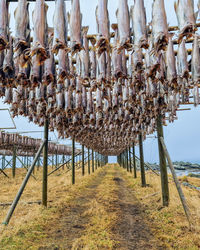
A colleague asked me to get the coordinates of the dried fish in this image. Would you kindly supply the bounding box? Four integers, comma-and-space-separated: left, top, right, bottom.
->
96, 0, 110, 56
69, 0, 82, 55
31, 0, 48, 65
174, 0, 196, 43
14, 0, 30, 53
152, 0, 168, 52
116, 0, 131, 52
52, 0, 68, 54
0, 0, 9, 51
131, 0, 148, 49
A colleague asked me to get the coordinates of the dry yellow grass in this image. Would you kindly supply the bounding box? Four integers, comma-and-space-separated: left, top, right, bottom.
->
0, 164, 200, 249
123, 168, 200, 249
0, 164, 90, 233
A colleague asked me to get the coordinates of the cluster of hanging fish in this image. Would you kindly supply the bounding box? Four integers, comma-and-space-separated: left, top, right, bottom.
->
0, 131, 77, 155
0, 0, 200, 155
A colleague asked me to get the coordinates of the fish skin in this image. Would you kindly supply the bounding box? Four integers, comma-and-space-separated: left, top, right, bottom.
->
191, 35, 200, 83
57, 49, 68, 83
131, 0, 148, 49
96, 0, 110, 56
3, 36, 14, 84
52, 0, 69, 54
30, 55, 40, 86
0, 0, 9, 51
80, 26, 90, 80
31, 0, 48, 65
176, 39, 189, 80
152, 0, 168, 53
0, 51, 5, 82
97, 51, 106, 83
116, 0, 131, 52
14, 0, 29, 52
90, 39, 97, 80
43, 31, 55, 84
174, 0, 196, 43
111, 24, 123, 79
69, 0, 82, 55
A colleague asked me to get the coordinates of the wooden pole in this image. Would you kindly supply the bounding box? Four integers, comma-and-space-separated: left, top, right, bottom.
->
139, 133, 146, 187
72, 139, 75, 184
88, 148, 90, 174
82, 145, 85, 176
160, 137, 192, 227
129, 147, 132, 173
157, 114, 169, 207
126, 149, 129, 172
92, 149, 94, 173
132, 143, 137, 178
12, 146, 16, 178
3, 140, 46, 225
42, 119, 49, 207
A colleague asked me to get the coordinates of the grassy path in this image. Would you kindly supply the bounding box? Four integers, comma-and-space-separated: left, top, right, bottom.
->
1, 164, 200, 249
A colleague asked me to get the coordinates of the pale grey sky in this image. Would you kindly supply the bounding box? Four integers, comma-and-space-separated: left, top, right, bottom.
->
1, 0, 200, 163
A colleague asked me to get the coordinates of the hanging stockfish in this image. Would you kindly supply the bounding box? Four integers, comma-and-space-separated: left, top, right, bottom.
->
0, 0, 9, 51
3, 35, 14, 86
131, 0, 148, 49
174, 0, 197, 43
191, 35, 200, 106
31, 0, 48, 65
43, 30, 55, 84
116, 0, 131, 52
52, 0, 69, 54
165, 35, 177, 88
69, 0, 82, 55
151, 0, 169, 53
96, 0, 110, 56
111, 24, 123, 79
80, 26, 90, 83
176, 39, 189, 89
144, 38, 160, 80
14, 0, 30, 67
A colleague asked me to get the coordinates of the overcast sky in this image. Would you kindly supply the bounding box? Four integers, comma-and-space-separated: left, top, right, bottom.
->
0, 0, 200, 164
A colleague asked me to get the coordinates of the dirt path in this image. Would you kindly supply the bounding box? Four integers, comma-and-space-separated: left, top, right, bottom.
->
37, 165, 163, 250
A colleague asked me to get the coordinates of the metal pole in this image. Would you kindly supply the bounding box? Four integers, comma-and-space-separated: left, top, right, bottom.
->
42, 119, 49, 207
72, 139, 75, 184
3, 140, 46, 225
88, 148, 90, 174
157, 114, 169, 206
132, 143, 137, 178
139, 133, 146, 187
12, 146, 16, 178
82, 145, 85, 176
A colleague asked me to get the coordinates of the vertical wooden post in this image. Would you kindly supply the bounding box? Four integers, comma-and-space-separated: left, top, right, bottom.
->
157, 114, 169, 206
132, 143, 137, 178
12, 147, 16, 178
88, 148, 90, 174
42, 118, 49, 207
126, 149, 129, 172
159, 137, 191, 226
2, 155, 5, 170
92, 149, 94, 173
72, 139, 75, 184
139, 133, 146, 187
56, 149, 58, 167
129, 147, 132, 173
82, 145, 85, 176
